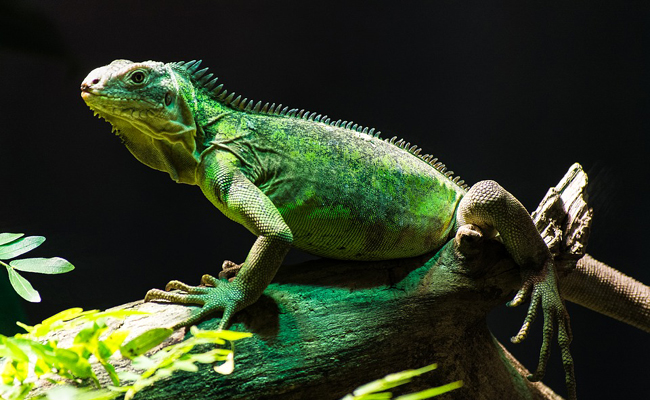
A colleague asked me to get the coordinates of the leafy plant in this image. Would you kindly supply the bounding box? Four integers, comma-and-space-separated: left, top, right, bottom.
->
340, 364, 463, 400
116, 326, 251, 400
0, 308, 251, 400
0, 233, 74, 302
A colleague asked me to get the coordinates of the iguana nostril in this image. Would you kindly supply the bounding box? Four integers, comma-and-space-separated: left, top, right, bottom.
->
81, 78, 101, 92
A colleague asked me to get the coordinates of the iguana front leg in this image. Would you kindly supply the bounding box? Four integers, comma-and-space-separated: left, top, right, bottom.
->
145, 152, 292, 329
457, 180, 576, 400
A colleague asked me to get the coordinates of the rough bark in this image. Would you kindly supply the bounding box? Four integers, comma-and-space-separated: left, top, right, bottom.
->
529, 163, 650, 332
107, 241, 550, 400
30, 163, 648, 400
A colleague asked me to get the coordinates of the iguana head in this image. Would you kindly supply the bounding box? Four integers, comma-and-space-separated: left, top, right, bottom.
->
81, 59, 196, 145
81, 60, 201, 183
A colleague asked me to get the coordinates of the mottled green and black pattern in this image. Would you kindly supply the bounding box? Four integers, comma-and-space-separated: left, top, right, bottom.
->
202, 112, 462, 260
81, 59, 575, 399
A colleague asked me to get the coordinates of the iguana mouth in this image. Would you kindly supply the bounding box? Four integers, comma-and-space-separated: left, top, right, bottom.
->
80, 87, 98, 101
81, 89, 159, 107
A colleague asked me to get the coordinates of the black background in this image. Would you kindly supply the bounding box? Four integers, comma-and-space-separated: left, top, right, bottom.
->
1, 1, 648, 398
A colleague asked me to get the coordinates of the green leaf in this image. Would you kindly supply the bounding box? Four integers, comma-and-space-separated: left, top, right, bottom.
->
11, 361, 29, 384
87, 309, 150, 321
0, 236, 45, 260
394, 381, 464, 400
4, 381, 33, 400
213, 352, 235, 375
354, 364, 438, 396
23, 340, 64, 371
116, 371, 143, 382
45, 385, 79, 400
15, 321, 33, 333
130, 356, 156, 370
41, 307, 87, 326
34, 357, 52, 377
1, 361, 15, 385
9, 257, 74, 274
25, 308, 95, 337
171, 360, 198, 372
74, 322, 107, 346
6, 267, 40, 302
101, 360, 120, 386
2, 338, 29, 362
97, 341, 113, 360
190, 326, 252, 341
100, 330, 130, 357
120, 328, 173, 359
189, 348, 230, 364
152, 368, 173, 379
53, 348, 94, 379
0, 233, 24, 246
1, 360, 30, 385
45, 385, 121, 400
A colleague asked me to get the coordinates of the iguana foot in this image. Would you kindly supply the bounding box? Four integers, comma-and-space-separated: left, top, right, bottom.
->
507, 259, 576, 400
144, 274, 245, 330
219, 260, 242, 281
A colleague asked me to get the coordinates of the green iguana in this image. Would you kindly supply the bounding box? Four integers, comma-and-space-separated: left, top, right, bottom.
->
81, 60, 575, 398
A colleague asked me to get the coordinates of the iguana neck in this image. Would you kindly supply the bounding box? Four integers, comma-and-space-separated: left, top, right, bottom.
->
115, 89, 239, 185
193, 98, 262, 180
111, 121, 196, 184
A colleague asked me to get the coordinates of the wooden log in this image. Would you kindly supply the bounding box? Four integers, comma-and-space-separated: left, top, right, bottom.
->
115, 240, 552, 400
32, 164, 610, 399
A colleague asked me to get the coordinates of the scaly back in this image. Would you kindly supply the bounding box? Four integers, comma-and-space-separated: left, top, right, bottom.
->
174, 60, 470, 191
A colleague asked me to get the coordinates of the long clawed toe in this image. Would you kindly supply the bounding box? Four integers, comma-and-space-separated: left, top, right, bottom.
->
510, 286, 541, 344
165, 280, 209, 294
145, 287, 206, 306
143, 273, 241, 331
506, 264, 576, 400
143, 278, 212, 307
201, 274, 221, 286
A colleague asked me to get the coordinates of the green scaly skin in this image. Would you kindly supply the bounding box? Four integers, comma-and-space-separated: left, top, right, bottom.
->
81, 59, 575, 399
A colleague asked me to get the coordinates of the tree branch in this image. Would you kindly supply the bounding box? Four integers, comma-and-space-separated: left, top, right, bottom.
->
33, 163, 648, 400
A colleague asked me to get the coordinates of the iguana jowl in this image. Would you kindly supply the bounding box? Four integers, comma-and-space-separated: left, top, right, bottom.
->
81, 59, 575, 398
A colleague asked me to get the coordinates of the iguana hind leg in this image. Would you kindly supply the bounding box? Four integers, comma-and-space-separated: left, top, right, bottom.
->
219, 260, 242, 281
457, 180, 576, 400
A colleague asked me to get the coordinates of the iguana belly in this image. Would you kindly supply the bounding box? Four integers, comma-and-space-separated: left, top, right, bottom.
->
282, 201, 459, 261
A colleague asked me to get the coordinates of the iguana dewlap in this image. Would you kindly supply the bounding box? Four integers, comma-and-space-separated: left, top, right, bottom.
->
81, 59, 575, 399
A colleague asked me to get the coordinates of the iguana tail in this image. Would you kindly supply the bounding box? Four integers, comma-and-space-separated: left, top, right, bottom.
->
560, 254, 650, 332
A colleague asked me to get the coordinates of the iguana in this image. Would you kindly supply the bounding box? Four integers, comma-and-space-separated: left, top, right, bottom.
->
81, 59, 575, 398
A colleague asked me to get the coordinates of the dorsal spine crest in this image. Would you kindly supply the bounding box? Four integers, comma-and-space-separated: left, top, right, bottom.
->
173, 59, 469, 190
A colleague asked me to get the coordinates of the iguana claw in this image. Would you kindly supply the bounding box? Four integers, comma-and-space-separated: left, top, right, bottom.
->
507, 260, 576, 400
144, 274, 245, 330
219, 260, 242, 281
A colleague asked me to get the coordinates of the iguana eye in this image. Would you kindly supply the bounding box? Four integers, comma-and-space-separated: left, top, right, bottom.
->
165, 92, 173, 106
130, 71, 146, 84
